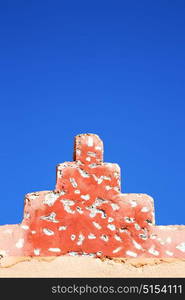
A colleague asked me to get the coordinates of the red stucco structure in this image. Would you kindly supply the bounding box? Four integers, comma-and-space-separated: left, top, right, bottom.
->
0, 134, 185, 258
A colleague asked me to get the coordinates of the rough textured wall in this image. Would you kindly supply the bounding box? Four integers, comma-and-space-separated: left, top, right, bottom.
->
0, 134, 185, 258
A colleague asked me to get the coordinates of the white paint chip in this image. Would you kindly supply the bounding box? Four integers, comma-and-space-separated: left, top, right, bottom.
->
105, 185, 112, 191
4, 229, 13, 234
61, 199, 75, 214
148, 246, 159, 256
165, 250, 174, 256
176, 242, 185, 253
70, 178, 78, 188
124, 216, 135, 223
113, 247, 122, 254
126, 250, 137, 257
107, 224, 116, 231
24, 212, 30, 219
58, 226, 67, 231
114, 235, 122, 242
43, 192, 62, 207
74, 190, 80, 194
141, 206, 150, 213
21, 225, 29, 230
92, 221, 102, 230
134, 223, 141, 231
110, 203, 120, 211
87, 136, 94, 147
166, 237, 172, 244
130, 200, 137, 207
100, 235, 109, 242
48, 248, 61, 253
71, 234, 76, 241
81, 194, 90, 201
43, 228, 54, 236
77, 233, 85, 246
34, 249, 40, 255
0, 250, 7, 257
132, 239, 142, 250
15, 238, 24, 249
40, 212, 59, 223
78, 168, 90, 178
28, 194, 39, 200
88, 233, 96, 239
108, 217, 114, 223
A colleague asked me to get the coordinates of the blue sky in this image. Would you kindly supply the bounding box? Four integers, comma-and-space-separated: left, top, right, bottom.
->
0, 0, 185, 226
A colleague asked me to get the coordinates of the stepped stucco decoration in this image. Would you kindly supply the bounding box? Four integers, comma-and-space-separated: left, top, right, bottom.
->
0, 134, 185, 258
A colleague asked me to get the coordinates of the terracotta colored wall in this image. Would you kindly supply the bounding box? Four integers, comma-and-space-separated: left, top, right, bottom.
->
0, 134, 185, 258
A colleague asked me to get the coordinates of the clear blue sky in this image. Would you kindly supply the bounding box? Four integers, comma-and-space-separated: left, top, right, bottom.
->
0, 0, 185, 226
